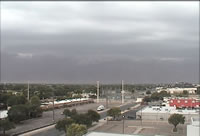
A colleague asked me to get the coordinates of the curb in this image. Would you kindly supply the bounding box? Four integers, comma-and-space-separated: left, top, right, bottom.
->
12, 123, 56, 136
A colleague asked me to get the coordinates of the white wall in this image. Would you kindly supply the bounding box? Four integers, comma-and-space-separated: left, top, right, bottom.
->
187, 125, 200, 136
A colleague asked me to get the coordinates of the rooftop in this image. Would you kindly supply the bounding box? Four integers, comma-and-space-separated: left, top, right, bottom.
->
138, 106, 199, 115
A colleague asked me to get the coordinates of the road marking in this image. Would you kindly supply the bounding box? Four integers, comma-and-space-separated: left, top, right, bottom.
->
128, 126, 154, 129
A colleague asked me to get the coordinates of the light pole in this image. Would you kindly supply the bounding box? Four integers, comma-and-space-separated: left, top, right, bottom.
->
52, 90, 55, 123
122, 115, 125, 134
27, 81, 30, 101
121, 80, 125, 104
97, 81, 100, 103
140, 105, 143, 128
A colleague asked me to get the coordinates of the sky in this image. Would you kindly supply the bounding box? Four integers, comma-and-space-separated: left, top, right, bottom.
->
0, 2, 199, 84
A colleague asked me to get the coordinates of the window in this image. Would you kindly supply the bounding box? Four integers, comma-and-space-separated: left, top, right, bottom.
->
178, 100, 180, 103
192, 100, 195, 103
185, 100, 188, 103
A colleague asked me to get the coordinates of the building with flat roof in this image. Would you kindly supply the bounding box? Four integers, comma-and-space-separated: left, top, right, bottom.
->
187, 117, 200, 136
156, 87, 197, 94
136, 106, 199, 121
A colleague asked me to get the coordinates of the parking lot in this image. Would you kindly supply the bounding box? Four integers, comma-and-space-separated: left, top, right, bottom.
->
94, 120, 187, 136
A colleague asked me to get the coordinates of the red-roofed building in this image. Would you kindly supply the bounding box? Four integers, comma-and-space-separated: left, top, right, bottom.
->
169, 98, 200, 108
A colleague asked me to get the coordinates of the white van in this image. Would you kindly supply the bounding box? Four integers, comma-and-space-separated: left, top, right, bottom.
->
97, 105, 105, 111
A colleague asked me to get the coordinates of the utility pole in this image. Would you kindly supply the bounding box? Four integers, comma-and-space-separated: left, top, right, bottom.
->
121, 80, 125, 104
27, 81, 30, 101
3, 82, 6, 92
48, 84, 55, 123
141, 106, 143, 128
52, 90, 55, 122
97, 81, 100, 103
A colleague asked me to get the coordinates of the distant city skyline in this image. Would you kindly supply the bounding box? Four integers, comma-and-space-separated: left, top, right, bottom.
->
1, 2, 199, 84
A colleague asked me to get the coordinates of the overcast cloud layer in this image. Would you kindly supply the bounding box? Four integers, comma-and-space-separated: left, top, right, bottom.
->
1, 2, 199, 84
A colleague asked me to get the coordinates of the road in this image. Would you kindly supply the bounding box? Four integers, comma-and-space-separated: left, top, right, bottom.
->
123, 105, 146, 120
9, 102, 118, 135
31, 102, 139, 136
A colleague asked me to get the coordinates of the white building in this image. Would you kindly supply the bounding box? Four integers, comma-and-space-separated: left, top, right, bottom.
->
187, 117, 200, 136
157, 87, 197, 94
136, 106, 199, 121
136, 98, 143, 103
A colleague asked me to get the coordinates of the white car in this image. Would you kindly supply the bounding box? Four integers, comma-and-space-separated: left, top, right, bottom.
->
97, 105, 105, 111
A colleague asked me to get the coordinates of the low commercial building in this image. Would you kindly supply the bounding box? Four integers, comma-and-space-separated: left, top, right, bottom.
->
156, 87, 197, 94
169, 98, 200, 108
40, 98, 94, 110
187, 117, 200, 136
136, 106, 199, 121
136, 98, 143, 103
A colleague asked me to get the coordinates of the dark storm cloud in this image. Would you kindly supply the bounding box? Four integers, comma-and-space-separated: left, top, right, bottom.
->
1, 2, 199, 83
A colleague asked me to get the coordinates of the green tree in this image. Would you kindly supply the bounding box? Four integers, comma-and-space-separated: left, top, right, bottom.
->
29, 96, 42, 118
63, 109, 71, 117
72, 114, 92, 127
7, 95, 27, 106
129, 90, 135, 94
8, 105, 28, 123
55, 118, 74, 133
66, 123, 87, 136
107, 107, 121, 120
0, 119, 15, 136
146, 90, 151, 95
183, 90, 189, 96
196, 87, 200, 94
0, 93, 12, 106
168, 114, 185, 132
143, 96, 151, 102
30, 96, 41, 107
150, 91, 170, 101
70, 109, 77, 118
87, 110, 100, 122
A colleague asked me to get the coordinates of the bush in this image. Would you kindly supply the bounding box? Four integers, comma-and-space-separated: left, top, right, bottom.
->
107, 107, 121, 120
0, 119, 15, 135
63, 109, 71, 117
55, 118, 74, 133
67, 123, 87, 136
8, 105, 29, 123
72, 114, 92, 127
87, 110, 100, 122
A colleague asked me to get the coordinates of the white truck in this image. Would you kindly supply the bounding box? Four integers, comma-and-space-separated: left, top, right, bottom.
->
97, 105, 105, 111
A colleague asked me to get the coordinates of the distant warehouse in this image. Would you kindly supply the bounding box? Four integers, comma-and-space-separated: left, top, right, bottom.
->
136, 106, 199, 121
156, 87, 197, 94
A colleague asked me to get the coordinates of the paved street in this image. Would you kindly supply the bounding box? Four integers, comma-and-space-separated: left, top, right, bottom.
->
6, 100, 136, 136
8, 102, 113, 135
29, 102, 138, 136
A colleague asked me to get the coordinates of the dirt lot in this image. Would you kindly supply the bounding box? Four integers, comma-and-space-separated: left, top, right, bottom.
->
94, 120, 188, 136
